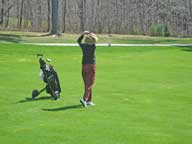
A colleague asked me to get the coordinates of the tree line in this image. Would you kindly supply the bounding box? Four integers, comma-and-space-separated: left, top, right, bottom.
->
0, 0, 192, 37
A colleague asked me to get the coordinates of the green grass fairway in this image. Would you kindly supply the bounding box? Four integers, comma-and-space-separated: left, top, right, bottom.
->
0, 43, 192, 144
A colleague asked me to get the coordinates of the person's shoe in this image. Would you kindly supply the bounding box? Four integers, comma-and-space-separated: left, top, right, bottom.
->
80, 98, 87, 107
87, 101, 95, 106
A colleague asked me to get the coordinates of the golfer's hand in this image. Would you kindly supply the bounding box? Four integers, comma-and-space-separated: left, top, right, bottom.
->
83, 31, 90, 35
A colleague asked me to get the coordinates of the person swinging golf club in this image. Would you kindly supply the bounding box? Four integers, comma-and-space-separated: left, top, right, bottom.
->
77, 31, 98, 107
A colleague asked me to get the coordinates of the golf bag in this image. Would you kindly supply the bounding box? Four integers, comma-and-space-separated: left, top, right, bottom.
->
32, 54, 61, 100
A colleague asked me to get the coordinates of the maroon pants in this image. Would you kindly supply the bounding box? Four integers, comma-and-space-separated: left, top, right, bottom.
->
82, 64, 96, 102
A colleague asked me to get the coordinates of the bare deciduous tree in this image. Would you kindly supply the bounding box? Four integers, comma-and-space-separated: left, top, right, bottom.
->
1, 0, 192, 37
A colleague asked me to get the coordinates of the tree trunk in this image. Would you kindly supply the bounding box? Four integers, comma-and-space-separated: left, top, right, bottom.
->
62, 0, 67, 33
0, 0, 5, 25
77, 0, 85, 32
47, 0, 51, 32
51, 0, 61, 35
189, 0, 192, 20
5, 0, 10, 28
19, 0, 24, 29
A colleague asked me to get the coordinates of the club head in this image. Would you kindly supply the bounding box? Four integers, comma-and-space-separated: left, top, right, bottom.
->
46, 58, 52, 62
37, 54, 43, 59
32, 90, 39, 99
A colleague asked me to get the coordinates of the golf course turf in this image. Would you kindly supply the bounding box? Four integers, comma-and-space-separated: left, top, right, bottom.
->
0, 43, 192, 144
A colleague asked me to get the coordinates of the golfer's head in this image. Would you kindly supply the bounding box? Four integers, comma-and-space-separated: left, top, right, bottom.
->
85, 33, 98, 45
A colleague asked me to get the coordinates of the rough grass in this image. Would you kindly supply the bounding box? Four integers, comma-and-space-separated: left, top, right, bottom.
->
0, 43, 192, 144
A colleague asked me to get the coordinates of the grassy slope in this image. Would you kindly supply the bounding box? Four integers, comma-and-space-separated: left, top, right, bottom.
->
1, 30, 192, 44
0, 43, 192, 144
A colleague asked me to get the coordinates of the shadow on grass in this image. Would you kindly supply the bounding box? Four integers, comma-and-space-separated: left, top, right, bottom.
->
22, 33, 51, 37
154, 39, 179, 44
180, 46, 192, 52
0, 33, 21, 43
122, 39, 180, 44
17, 96, 52, 103
42, 104, 83, 111
0, 33, 50, 43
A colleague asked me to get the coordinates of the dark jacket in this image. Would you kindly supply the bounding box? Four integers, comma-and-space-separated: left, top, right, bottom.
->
77, 35, 96, 64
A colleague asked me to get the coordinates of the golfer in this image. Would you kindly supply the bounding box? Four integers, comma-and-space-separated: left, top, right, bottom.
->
77, 31, 98, 107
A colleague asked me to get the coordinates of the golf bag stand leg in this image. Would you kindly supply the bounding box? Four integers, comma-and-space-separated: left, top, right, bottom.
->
32, 87, 46, 99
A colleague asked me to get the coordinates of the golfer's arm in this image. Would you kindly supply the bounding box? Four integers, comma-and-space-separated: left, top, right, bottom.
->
77, 34, 84, 44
